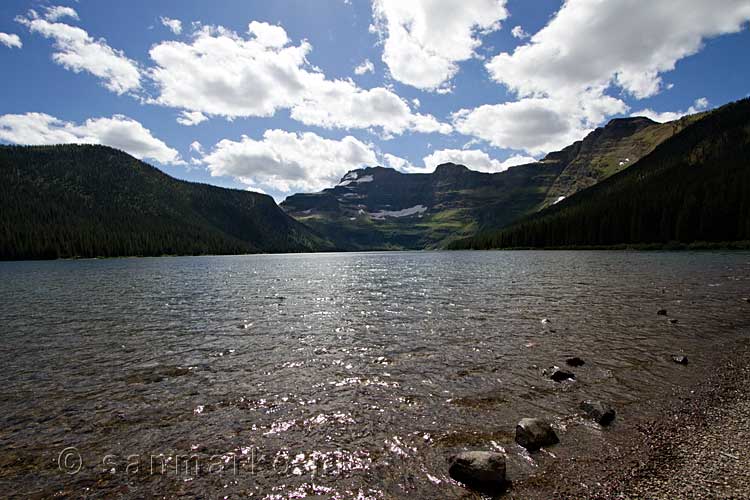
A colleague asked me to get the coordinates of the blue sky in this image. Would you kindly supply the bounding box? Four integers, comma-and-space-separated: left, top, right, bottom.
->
0, 0, 748, 201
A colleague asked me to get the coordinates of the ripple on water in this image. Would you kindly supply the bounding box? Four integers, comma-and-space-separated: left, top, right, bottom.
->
0, 251, 749, 498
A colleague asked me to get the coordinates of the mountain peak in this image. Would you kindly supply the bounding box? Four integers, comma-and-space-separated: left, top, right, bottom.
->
605, 116, 657, 128
434, 162, 469, 174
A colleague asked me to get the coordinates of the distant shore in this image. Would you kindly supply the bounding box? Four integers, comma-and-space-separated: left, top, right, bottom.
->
1, 241, 750, 262
507, 337, 750, 499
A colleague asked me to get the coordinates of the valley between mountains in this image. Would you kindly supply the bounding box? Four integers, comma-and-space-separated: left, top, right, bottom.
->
1, 98, 747, 260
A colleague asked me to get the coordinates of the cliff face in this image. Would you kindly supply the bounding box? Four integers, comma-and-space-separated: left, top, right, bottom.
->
281, 162, 564, 250
543, 114, 704, 205
282, 112, 698, 250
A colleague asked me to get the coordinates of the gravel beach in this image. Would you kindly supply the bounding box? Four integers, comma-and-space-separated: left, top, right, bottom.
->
505, 338, 750, 499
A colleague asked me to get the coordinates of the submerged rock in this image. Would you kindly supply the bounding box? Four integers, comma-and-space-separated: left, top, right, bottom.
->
515, 418, 559, 451
657, 309, 668, 316
565, 357, 585, 367
448, 451, 506, 493
581, 400, 616, 425
672, 355, 689, 365
545, 366, 576, 382
669, 318, 679, 324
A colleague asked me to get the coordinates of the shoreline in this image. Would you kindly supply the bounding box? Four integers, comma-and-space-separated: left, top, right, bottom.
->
1, 245, 749, 263
506, 337, 750, 499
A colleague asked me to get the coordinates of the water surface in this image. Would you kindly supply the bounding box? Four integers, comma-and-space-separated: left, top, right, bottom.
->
1, 251, 749, 498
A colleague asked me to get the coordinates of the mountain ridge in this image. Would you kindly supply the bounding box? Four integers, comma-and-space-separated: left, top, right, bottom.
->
448, 98, 750, 249
281, 111, 700, 249
0, 144, 333, 259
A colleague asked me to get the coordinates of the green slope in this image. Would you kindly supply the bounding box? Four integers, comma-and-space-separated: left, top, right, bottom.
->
448, 98, 750, 249
0, 145, 332, 259
282, 114, 695, 250
281, 162, 565, 250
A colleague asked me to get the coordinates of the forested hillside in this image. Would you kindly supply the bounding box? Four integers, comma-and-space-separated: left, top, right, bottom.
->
0, 145, 332, 259
449, 99, 750, 250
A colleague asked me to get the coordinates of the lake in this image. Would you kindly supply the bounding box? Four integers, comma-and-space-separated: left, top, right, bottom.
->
1, 251, 749, 498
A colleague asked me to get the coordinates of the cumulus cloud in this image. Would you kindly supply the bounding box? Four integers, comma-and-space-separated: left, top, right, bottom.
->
423, 149, 536, 173
452, 91, 628, 155
189, 141, 203, 154
147, 22, 449, 136
199, 130, 378, 193
160, 16, 182, 35
486, 0, 750, 99
0, 112, 182, 164
176, 110, 208, 126
631, 97, 710, 123
384, 149, 536, 174
17, 11, 141, 94
354, 58, 374, 75
0, 33, 22, 49
290, 78, 452, 137
511, 25, 529, 40
371, 0, 508, 91
450, 0, 750, 156
44, 6, 79, 22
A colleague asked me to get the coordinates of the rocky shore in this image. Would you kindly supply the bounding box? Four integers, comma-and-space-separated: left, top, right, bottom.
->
499, 338, 750, 499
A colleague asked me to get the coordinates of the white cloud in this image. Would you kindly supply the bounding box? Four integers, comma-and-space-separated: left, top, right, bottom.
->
452, 91, 628, 155
160, 16, 182, 35
424, 149, 536, 173
247, 21, 288, 47
454, 1, 749, 156
189, 141, 203, 154
147, 22, 449, 136
17, 12, 141, 94
200, 130, 378, 193
354, 58, 374, 75
290, 77, 452, 137
371, 0, 508, 91
384, 149, 536, 174
44, 6, 79, 22
0, 33, 22, 49
0, 112, 182, 164
382, 153, 415, 172
511, 25, 529, 39
631, 97, 710, 123
486, 0, 750, 100
176, 110, 208, 126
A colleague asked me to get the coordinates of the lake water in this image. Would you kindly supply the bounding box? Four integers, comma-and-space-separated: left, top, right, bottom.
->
1, 251, 749, 498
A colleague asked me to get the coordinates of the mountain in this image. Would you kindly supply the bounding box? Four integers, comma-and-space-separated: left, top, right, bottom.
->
542, 113, 702, 206
449, 98, 750, 250
281, 162, 565, 250
0, 145, 332, 260
282, 114, 694, 250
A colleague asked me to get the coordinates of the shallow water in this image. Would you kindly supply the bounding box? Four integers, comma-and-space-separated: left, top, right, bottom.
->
1, 251, 749, 498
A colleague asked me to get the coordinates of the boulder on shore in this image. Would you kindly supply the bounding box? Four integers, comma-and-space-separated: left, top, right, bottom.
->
580, 400, 616, 426
515, 418, 559, 451
545, 366, 576, 382
671, 355, 689, 365
565, 357, 585, 367
448, 451, 506, 493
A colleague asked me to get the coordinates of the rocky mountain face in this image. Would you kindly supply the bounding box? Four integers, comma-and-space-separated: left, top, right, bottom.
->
542, 114, 703, 206
282, 113, 697, 250
281, 162, 564, 250
449, 98, 750, 249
